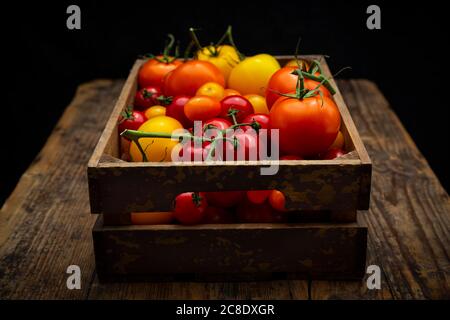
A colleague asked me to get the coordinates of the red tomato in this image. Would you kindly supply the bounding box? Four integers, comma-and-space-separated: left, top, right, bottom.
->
220, 95, 254, 123
203, 207, 236, 224
178, 142, 207, 162
134, 86, 163, 110
265, 67, 332, 109
246, 190, 271, 204
205, 191, 245, 208
203, 118, 232, 141
163, 60, 225, 97
241, 113, 270, 131
270, 94, 341, 157
232, 131, 259, 161
138, 57, 182, 88
203, 139, 236, 161
280, 155, 304, 160
165, 95, 193, 128
322, 148, 346, 159
237, 200, 278, 223
268, 190, 287, 211
118, 109, 146, 134
174, 192, 207, 225
184, 96, 222, 122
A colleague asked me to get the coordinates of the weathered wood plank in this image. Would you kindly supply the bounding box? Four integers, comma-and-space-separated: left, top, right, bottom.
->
310, 80, 450, 299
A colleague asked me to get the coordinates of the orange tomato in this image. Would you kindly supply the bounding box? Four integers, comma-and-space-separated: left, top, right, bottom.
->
131, 211, 174, 225
268, 190, 286, 211
329, 131, 345, 150
163, 60, 225, 97
138, 57, 182, 88
184, 96, 221, 122
223, 88, 241, 97
244, 94, 269, 114
196, 82, 225, 100
144, 105, 166, 119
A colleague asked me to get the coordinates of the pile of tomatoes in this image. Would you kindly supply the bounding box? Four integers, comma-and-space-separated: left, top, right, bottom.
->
118, 29, 347, 225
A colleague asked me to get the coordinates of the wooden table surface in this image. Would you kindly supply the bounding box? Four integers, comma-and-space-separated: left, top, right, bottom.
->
0, 79, 448, 300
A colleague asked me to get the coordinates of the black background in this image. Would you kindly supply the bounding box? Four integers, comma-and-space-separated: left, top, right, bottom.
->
2, 0, 449, 204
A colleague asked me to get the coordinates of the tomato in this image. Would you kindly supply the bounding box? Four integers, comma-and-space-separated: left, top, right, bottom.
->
184, 96, 221, 122
203, 206, 235, 224
129, 116, 183, 162
265, 67, 331, 109
118, 108, 146, 134
174, 192, 207, 225
270, 94, 341, 156
205, 191, 245, 208
246, 190, 271, 204
134, 86, 163, 110
144, 105, 166, 119
138, 57, 182, 88
242, 114, 270, 131
163, 60, 225, 97
196, 45, 240, 83
232, 131, 259, 161
203, 118, 232, 141
330, 131, 345, 150
177, 142, 207, 162
228, 54, 280, 96
130, 211, 174, 225
220, 95, 254, 123
237, 200, 278, 223
322, 148, 346, 160
268, 190, 286, 211
203, 139, 236, 161
280, 155, 303, 160
223, 88, 241, 97
165, 95, 193, 128
244, 94, 269, 114
196, 82, 225, 100
284, 59, 310, 71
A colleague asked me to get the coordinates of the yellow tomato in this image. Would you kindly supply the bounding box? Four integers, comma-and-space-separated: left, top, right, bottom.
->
223, 88, 241, 97
244, 94, 269, 114
285, 59, 310, 71
131, 211, 174, 225
330, 131, 345, 150
196, 82, 225, 100
228, 54, 280, 96
144, 105, 166, 119
129, 116, 183, 162
197, 45, 240, 84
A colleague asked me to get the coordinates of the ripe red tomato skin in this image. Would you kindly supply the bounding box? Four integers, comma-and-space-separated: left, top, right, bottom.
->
118, 110, 146, 134
205, 191, 245, 208
269, 190, 287, 212
138, 58, 182, 89
322, 148, 346, 160
134, 86, 162, 110
246, 190, 271, 204
203, 207, 236, 224
178, 142, 207, 162
163, 60, 225, 97
174, 192, 207, 225
237, 200, 277, 223
220, 95, 254, 122
241, 114, 270, 131
233, 131, 259, 161
270, 94, 341, 157
165, 95, 193, 128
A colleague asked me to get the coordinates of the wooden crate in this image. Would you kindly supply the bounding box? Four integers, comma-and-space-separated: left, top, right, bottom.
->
87, 55, 372, 281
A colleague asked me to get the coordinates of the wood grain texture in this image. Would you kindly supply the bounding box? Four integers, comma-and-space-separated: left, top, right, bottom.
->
0, 78, 448, 299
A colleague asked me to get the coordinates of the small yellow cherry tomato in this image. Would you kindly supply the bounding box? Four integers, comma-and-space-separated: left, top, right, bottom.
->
285, 59, 310, 71
330, 131, 345, 150
195, 82, 225, 100
129, 116, 183, 162
223, 88, 241, 97
244, 94, 269, 114
144, 105, 166, 119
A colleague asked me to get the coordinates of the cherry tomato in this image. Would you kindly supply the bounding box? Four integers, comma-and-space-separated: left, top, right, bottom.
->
134, 86, 163, 110
280, 155, 304, 160
268, 190, 286, 211
232, 131, 259, 161
174, 192, 208, 225
202, 206, 235, 224
130, 211, 174, 225
322, 148, 346, 160
270, 94, 341, 157
223, 88, 241, 97
164, 60, 225, 97
144, 105, 166, 119
165, 95, 193, 128
246, 190, 271, 204
196, 82, 225, 100
237, 200, 277, 223
203, 139, 236, 161
184, 96, 222, 122
220, 95, 254, 123
265, 67, 331, 109
118, 108, 146, 134
241, 114, 270, 131
244, 94, 269, 114
205, 191, 245, 208
203, 118, 232, 141
177, 142, 207, 162
330, 131, 345, 150
138, 57, 182, 88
